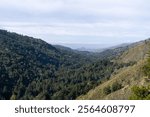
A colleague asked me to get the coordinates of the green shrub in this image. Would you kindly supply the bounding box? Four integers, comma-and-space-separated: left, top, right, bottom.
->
111, 82, 122, 92
129, 86, 150, 100
103, 86, 111, 95
143, 52, 150, 78
103, 82, 123, 95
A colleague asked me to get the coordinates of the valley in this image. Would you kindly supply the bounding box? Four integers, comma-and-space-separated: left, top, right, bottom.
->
0, 29, 150, 100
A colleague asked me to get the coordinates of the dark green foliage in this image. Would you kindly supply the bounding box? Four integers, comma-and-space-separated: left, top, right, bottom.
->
111, 82, 123, 92
103, 86, 111, 95
0, 29, 129, 100
103, 82, 123, 95
143, 53, 150, 78
130, 50, 150, 100
130, 86, 150, 100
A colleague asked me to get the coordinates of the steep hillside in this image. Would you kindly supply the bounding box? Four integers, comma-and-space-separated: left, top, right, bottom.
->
1, 29, 149, 100
0, 29, 123, 100
117, 39, 150, 63
78, 39, 150, 100
97, 46, 129, 59
77, 60, 147, 99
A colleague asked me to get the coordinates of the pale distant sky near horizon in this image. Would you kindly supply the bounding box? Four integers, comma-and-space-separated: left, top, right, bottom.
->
0, 0, 150, 48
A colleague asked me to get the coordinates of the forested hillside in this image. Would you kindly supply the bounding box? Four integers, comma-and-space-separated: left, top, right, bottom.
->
78, 39, 150, 100
1, 29, 149, 100
0, 29, 132, 100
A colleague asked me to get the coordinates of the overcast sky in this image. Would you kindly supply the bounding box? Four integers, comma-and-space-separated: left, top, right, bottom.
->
0, 0, 150, 48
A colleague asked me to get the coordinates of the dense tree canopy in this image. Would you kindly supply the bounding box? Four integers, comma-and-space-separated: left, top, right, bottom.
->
0, 29, 133, 100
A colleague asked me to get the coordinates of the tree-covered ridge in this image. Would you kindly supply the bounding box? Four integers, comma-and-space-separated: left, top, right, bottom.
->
0, 30, 60, 99
77, 39, 150, 100
0, 29, 133, 100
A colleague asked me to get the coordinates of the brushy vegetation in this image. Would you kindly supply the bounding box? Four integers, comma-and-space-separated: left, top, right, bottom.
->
129, 86, 150, 100
143, 53, 150, 79
130, 49, 150, 100
0, 29, 131, 100
78, 40, 150, 100
1, 29, 149, 100
103, 82, 123, 95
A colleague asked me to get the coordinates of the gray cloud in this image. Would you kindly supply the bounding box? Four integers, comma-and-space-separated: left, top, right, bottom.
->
0, 0, 150, 47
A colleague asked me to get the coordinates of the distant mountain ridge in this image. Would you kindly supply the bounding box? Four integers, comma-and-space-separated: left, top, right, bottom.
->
0, 29, 126, 100
77, 39, 150, 100
76, 43, 130, 52
0, 29, 149, 100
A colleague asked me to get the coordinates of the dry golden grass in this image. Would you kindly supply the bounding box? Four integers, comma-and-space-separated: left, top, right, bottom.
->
77, 40, 150, 100
77, 60, 148, 100
118, 41, 150, 63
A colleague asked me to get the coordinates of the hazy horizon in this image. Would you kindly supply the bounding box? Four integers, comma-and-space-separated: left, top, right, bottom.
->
0, 0, 150, 48
1, 28, 147, 50
52, 42, 130, 50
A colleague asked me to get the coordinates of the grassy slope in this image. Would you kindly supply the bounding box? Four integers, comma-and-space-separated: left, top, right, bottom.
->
77, 40, 150, 100
118, 40, 150, 63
